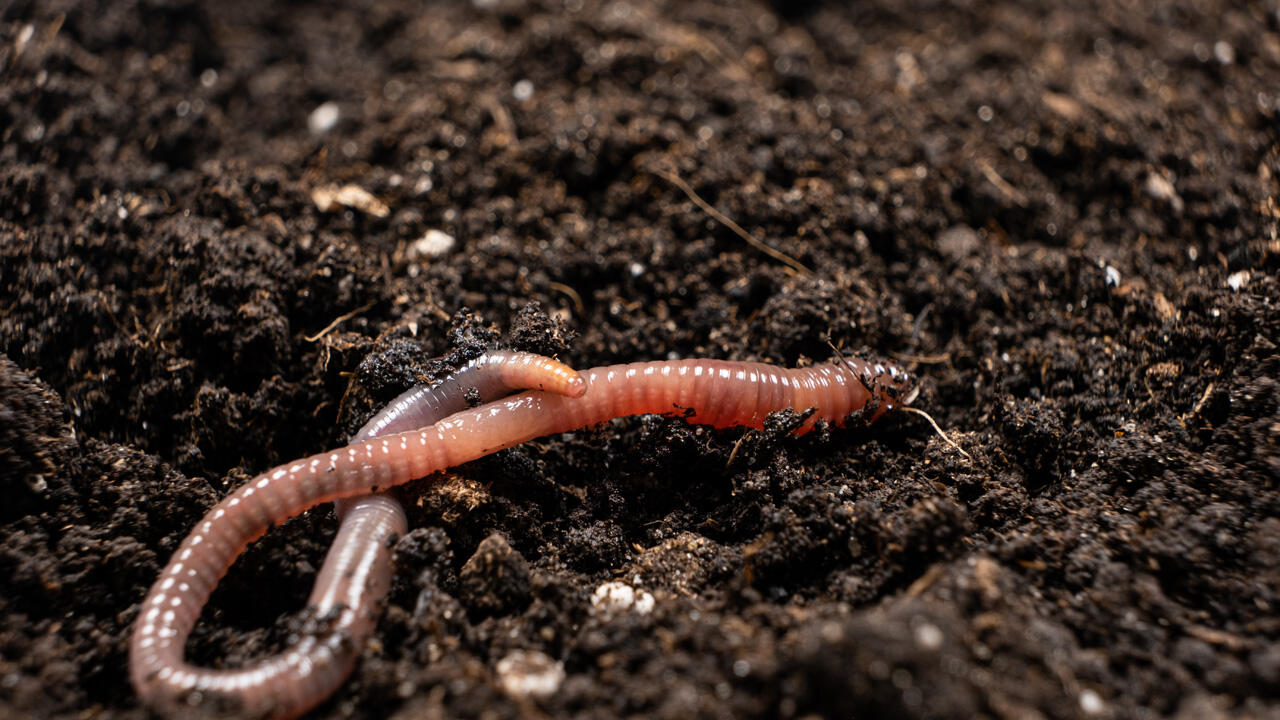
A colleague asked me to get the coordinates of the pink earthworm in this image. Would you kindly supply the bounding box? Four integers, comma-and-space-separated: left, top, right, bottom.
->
337, 349, 588, 517
130, 351, 586, 719
130, 354, 912, 718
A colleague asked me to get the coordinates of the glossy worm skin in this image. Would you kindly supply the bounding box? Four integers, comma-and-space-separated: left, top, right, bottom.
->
130, 351, 587, 719
335, 350, 587, 517
131, 354, 911, 718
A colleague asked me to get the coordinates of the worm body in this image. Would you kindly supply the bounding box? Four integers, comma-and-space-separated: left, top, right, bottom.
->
131, 354, 910, 718
335, 350, 586, 519
350, 350, 587, 446
130, 351, 585, 719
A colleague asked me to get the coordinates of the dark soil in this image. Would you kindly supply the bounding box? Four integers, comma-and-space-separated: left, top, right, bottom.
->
2, 1, 1278, 718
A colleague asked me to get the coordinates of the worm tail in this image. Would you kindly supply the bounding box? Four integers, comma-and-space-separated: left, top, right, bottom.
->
130, 351, 585, 719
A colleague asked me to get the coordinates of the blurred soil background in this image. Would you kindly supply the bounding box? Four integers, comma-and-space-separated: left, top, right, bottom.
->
1, 0, 1279, 718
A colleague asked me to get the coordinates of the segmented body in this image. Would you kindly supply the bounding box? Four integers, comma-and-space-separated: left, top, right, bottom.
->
130, 354, 911, 718
131, 351, 585, 718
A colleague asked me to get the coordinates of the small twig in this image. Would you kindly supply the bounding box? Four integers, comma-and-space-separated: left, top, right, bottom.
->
825, 338, 847, 364
905, 563, 945, 597
548, 281, 586, 317
725, 432, 749, 469
1180, 381, 1216, 427
891, 352, 952, 365
901, 406, 972, 462
976, 159, 1028, 207
648, 162, 813, 275
305, 301, 376, 342
94, 291, 151, 349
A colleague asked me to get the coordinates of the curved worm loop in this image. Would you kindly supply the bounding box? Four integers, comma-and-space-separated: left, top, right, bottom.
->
129, 351, 584, 719
130, 354, 908, 718
350, 350, 587, 448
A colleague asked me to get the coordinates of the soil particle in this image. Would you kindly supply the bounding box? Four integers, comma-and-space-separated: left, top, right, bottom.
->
783, 600, 980, 719
458, 533, 533, 619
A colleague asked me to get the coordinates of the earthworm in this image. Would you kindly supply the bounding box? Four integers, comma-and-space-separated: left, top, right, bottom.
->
130, 351, 587, 719
131, 353, 912, 718
334, 349, 587, 521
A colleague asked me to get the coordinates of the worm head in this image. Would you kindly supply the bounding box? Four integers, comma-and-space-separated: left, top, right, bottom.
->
866, 360, 916, 412
837, 355, 916, 420
886, 363, 918, 407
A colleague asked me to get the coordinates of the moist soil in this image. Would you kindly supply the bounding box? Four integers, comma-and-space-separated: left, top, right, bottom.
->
2, 1, 1279, 718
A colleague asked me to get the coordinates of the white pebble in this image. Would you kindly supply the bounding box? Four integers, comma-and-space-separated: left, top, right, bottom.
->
308, 102, 340, 135
1226, 270, 1250, 292
913, 621, 943, 650
1143, 172, 1183, 212
495, 650, 564, 700
407, 229, 457, 260
1079, 688, 1105, 715
590, 581, 654, 616
513, 79, 534, 102
1104, 265, 1121, 288
1213, 41, 1234, 65
16, 25, 34, 55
